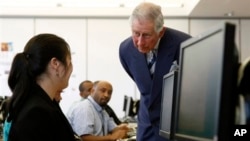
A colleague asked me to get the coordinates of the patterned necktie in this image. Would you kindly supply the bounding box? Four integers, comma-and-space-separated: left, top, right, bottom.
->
148, 51, 157, 73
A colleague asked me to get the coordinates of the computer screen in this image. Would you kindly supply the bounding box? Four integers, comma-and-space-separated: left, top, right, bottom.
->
175, 22, 239, 141
123, 95, 135, 118
123, 95, 128, 112
159, 70, 178, 140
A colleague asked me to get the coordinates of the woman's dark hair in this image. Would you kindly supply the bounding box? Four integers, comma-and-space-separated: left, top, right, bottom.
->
7, 33, 71, 121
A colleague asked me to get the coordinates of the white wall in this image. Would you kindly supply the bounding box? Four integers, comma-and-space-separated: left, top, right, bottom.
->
35, 18, 87, 114
87, 19, 137, 117
0, 17, 250, 118
0, 18, 34, 97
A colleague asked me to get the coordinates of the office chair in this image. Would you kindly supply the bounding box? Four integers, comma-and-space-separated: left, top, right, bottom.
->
105, 105, 122, 125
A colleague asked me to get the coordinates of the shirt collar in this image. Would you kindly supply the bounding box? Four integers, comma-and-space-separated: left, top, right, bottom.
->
87, 96, 103, 112
154, 38, 160, 51
147, 39, 160, 60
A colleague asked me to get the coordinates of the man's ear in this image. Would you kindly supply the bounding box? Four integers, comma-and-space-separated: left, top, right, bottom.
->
159, 27, 166, 38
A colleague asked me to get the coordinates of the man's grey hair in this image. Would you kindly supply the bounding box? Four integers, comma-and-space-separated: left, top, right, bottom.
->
129, 2, 164, 33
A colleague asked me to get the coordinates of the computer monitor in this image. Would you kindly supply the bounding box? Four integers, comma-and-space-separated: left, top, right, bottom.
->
175, 22, 239, 141
125, 96, 135, 117
123, 95, 128, 112
159, 70, 178, 140
123, 95, 135, 118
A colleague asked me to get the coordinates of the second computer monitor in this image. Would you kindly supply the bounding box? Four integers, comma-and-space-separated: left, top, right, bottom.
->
123, 95, 135, 118
159, 70, 178, 140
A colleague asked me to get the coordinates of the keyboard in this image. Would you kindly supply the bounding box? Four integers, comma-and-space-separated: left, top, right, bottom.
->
127, 130, 136, 138
127, 135, 136, 141
125, 123, 137, 140
115, 122, 136, 141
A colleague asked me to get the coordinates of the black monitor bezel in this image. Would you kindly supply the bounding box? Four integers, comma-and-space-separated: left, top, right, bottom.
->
175, 22, 238, 141
123, 95, 128, 112
125, 96, 134, 117
159, 70, 178, 140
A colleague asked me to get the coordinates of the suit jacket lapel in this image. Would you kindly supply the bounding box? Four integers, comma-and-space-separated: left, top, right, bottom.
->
149, 37, 177, 107
132, 50, 153, 93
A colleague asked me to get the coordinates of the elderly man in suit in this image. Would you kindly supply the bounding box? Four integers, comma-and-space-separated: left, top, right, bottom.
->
119, 2, 191, 141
